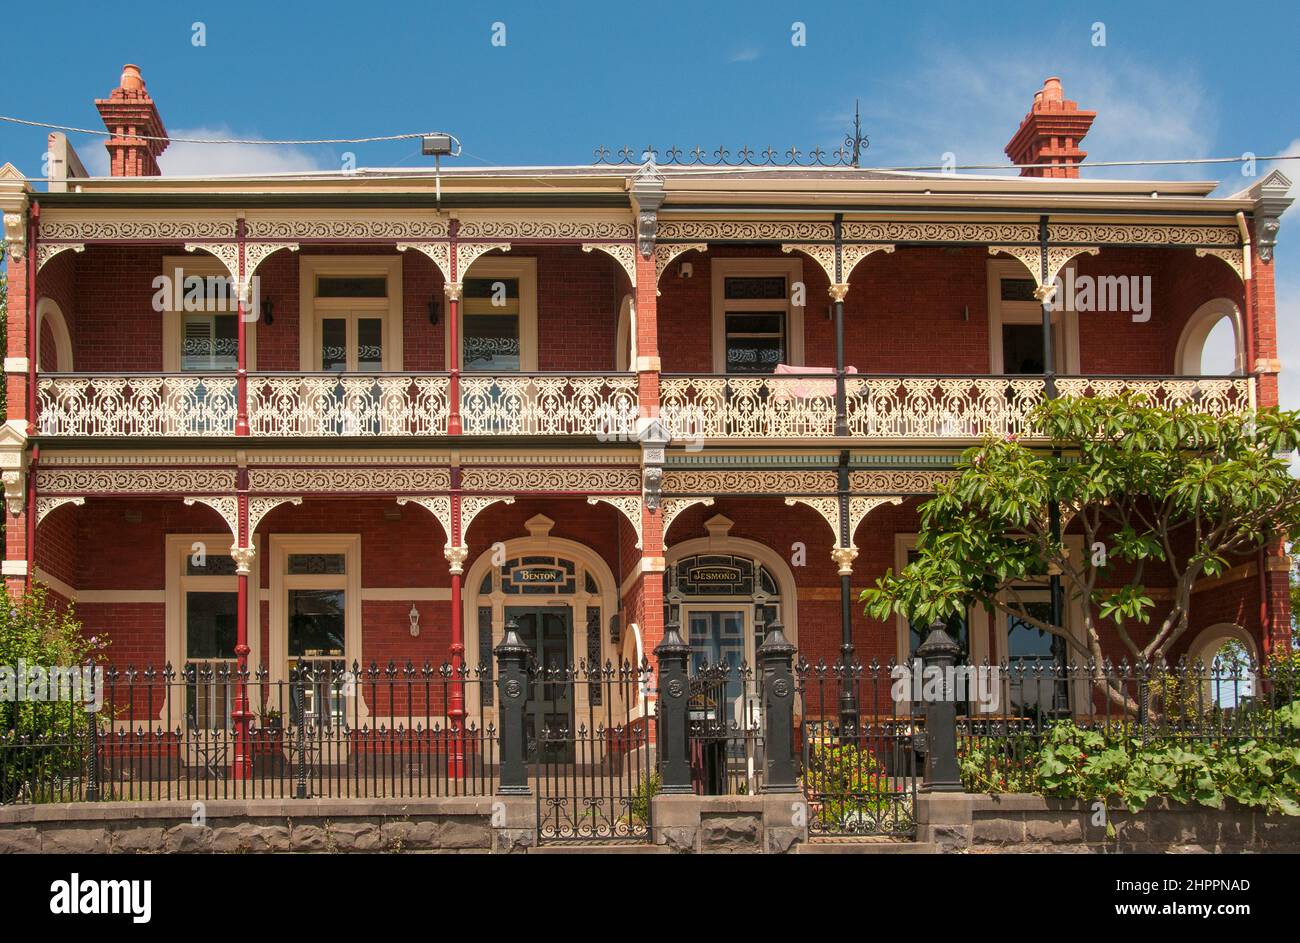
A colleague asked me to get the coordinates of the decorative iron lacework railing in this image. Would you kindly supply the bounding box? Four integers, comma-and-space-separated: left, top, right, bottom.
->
460, 373, 639, 437
36, 372, 1254, 440
248, 374, 450, 437
1053, 375, 1255, 415
660, 374, 1256, 441
37, 374, 239, 437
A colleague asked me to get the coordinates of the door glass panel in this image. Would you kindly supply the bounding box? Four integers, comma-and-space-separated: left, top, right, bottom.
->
321, 318, 347, 372
1006, 599, 1069, 716
463, 277, 521, 372
688, 610, 746, 729
1001, 324, 1044, 374
725, 312, 785, 373
508, 606, 573, 762
357, 318, 383, 372
184, 591, 238, 729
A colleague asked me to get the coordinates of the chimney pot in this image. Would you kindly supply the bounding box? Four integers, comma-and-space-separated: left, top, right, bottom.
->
120, 64, 145, 92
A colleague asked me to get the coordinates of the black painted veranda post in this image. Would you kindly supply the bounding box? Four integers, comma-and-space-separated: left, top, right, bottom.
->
916, 621, 963, 792
653, 619, 692, 794
758, 620, 799, 793
494, 621, 531, 795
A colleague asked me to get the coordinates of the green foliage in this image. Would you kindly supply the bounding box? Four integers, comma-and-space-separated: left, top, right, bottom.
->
630, 771, 660, 825
962, 707, 1300, 817
803, 743, 895, 826
0, 586, 105, 802
1268, 649, 1300, 707
863, 394, 1300, 665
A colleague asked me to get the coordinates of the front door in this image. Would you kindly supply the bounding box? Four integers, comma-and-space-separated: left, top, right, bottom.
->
507, 606, 574, 762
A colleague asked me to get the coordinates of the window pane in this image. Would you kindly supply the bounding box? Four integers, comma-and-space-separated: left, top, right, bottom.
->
316, 276, 387, 298
724, 276, 786, 300
288, 589, 346, 657
186, 554, 237, 576
321, 318, 347, 372
185, 591, 238, 659
287, 553, 346, 575
726, 337, 784, 372
357, 318, 383, 372
726, 313, 784, 335
1001, 324, 1044, 374
1000, 278, 1038, 302
181, 314, 238, 372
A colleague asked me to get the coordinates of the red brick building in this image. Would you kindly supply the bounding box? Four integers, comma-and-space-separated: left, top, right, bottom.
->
0, 66, 1293, 745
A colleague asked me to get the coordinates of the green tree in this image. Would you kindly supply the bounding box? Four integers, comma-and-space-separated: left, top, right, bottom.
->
863, 395, 1300, 705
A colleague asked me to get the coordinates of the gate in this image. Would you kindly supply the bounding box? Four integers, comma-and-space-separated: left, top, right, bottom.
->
797, 661, 918, 837
531, 660, 655, 843
687, 662, 764, 794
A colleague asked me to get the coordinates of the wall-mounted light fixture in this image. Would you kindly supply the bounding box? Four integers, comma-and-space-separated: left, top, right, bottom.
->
261, 299, 274, 325
427, 297, 440, 325
408, 604, 421, 638
962, 304, 969, 322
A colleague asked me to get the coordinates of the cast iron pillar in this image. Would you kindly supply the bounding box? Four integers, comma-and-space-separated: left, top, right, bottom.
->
758, 620, 799, 793
916, 621, 963, 792
494, 620, 531, 795
653, 619, 692, 793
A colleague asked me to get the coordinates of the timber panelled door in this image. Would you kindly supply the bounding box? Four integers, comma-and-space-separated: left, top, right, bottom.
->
507, 606, 574, 762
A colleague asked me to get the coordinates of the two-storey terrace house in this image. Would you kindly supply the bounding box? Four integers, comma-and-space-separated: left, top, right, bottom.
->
0, 67, 1293, 768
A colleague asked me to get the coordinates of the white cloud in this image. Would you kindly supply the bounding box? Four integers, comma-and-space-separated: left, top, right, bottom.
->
73, 125, 332, 177
157, 126, 329, 176
727, 46, 761, 64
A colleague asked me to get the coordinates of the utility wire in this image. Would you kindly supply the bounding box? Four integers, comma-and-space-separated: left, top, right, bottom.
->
0, 114, 460, 149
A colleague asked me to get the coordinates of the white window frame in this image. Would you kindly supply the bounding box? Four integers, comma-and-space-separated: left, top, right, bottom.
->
711, 258, 805, 373
161, 256, 256, 372
447, 256, 538, 372
164, 533, 262, 677
268, 534, 363, 705
298, 257, 403, 371
985, 258, 1079, 375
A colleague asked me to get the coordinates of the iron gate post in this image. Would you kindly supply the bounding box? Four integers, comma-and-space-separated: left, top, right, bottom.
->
916, 621, 963, 791
494, 621, 531, 795
758, 621, 799, 793
654, 620, 692, 794
84, 664, 101, 801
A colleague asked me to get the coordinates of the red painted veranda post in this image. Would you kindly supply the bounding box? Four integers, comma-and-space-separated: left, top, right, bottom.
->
232, 216, 253, 781
446, 218, 467, 777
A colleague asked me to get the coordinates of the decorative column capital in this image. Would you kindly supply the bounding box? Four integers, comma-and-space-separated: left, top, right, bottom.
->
830, 545, 858, 576
2, 211, 26, 260
230, 544, 257, 576
444, 281, 463, 302
828, 282, 850, 303
2, 470, 26, 517
445, 543, 469, 575
630, 158, 666, 259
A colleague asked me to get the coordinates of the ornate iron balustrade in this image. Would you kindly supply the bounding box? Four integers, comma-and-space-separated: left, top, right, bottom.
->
37, 374, 239, 437
659, 374, 1256, 441
248, 373, 450, 437
460, 373, 639, 437
1053, 375, 1255, 414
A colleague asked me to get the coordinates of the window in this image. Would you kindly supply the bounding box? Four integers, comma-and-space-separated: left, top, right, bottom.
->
449, 258, 537, 372
162, 257, 255, 372
269, 535, 363, 724
164, 536, 259, 730
986, 259, 1078, 375
299, 258, 403, 372
463, 276, 522, 371
711, 259, 804, 373
1004, 594, 1070, 717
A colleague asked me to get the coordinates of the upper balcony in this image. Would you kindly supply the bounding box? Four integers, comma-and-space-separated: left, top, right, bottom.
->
24, 211, 1259, 445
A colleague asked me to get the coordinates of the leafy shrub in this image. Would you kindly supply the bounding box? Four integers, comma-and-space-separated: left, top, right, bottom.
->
802, 743, 895, 827
962, 706, 1300, 817
0, 586, 105, 802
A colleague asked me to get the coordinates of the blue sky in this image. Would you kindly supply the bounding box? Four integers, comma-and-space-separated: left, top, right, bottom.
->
2, 0, 1298, 395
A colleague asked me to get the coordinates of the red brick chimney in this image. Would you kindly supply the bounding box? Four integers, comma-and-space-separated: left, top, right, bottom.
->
1004, 76, 1095, 178
95, 64, 169, 177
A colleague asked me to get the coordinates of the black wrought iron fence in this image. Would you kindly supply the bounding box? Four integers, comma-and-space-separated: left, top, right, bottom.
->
1, 661, 498, 803
529, 660, 655, 843
958, 658, 1299, 793
796, 660, 919, 837
687, 662, 765, 795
